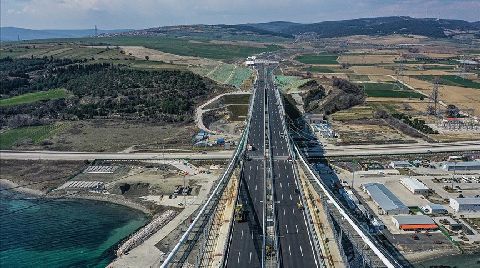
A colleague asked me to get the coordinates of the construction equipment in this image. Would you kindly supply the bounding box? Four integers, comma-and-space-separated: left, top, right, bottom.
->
235, 204, 246, 222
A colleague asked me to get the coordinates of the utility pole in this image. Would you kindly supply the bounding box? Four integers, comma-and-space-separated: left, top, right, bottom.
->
351, 159, 357, 189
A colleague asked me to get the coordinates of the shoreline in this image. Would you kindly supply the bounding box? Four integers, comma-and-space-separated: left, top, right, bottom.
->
0, 179, 46, 196
0, 178, 153, 215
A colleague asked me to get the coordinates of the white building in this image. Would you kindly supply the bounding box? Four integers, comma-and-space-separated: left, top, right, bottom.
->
362, 183, 409, 215
442, 161, 480, 171
400, 177, 429, 195
421, 204, 448, 215
449, 197, 480, 213
389, 161, 412, 169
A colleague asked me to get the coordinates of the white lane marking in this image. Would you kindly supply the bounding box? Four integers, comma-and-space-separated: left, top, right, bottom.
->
238, 252, 241, 263
290, 194, 292, 200
286, 225, 288, 234
287, 182, 290, 187
288, 245, 292, 256
249, 252, 252, 263
292, 208, 295, 215
296, 224, 299, 233
280, 182, 282, 188
255, 185, 258, 191
300, 246, 304, 256
248, 175, 251, 181
281, 194, 284, 200
251, 231, 254, 239
283, 208, 286, 215
241, 230, 244, 238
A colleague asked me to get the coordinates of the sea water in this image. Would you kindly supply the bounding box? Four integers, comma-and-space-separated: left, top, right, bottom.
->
0, 190, 149, 268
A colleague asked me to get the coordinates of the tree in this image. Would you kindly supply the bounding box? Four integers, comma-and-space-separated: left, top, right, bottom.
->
145, 56, 150, 61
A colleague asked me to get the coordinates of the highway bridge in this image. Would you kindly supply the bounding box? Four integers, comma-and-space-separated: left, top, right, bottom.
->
159, 62, 409, 268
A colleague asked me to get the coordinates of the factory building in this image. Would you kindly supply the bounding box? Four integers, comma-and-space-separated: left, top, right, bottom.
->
421, 204, 448, 215
400, 177, 429, 195
449, 197, 480, 213
392, 215, 438, 231
362, 183, 409, 215
442, 161, 480, 171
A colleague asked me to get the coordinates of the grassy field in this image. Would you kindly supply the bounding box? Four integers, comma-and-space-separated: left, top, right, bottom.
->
275, 75, 311, 91
0, 123, 67, 150
227, 67, 253, 88
415, 75, 480, 89
192, 64, 252, 88
0, 88, 71, 107
295, 54, 338, 64
361, 83, 425, 98
304, 66, 336, 73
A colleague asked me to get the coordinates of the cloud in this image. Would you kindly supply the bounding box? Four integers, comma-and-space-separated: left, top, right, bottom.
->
1, 0, 478, 29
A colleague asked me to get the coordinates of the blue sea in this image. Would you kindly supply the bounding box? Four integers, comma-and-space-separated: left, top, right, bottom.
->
0, 190, 149, 268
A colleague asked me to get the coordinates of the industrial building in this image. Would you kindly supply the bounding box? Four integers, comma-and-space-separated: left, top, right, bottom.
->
421, 204, 448, 215
400, 177, 429, 195
449, 197, 480, 213
392, 215, 438, 231
362, 183, 409, 215
442, 160, 480, 171
389, 161, 412, 169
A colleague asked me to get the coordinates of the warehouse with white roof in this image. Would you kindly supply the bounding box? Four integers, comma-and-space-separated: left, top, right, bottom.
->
362, 183, 410, 215
400, 177, 429, 195
450, 197, 480, 213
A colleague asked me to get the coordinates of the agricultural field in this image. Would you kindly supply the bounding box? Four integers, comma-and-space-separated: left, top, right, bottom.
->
32, 36, 282, 61
338, 54, 398, 64
330, 106, 374, 121
0, 123, 67, 150
1, 44, 133, 61
415, 75, 480, 89
0, 88, 71, 107
347, 74, 370, 81
304, 66, 336, 73
295, 54, 338, 64
361, 82, 426, 99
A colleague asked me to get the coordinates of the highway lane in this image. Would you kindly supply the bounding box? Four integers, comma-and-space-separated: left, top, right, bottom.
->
265, 66, 318, 267
226, 64, 266, 268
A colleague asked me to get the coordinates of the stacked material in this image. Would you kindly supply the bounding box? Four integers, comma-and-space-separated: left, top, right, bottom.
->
116, 210, 177, 256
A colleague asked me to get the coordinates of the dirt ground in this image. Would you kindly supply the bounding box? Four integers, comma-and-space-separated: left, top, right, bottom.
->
406, 77, 480, 113
0, 159, 86, 192
351, 66, 395, 75
117, 46, 219, 66
332, 120, 416, 145
43, 120, 198, 152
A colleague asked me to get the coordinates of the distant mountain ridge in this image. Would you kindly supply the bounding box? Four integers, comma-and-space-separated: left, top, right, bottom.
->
3, 17, 480, 41
134, 16, 480, 39
243, 17, 480, 38
0, 27, 133, 41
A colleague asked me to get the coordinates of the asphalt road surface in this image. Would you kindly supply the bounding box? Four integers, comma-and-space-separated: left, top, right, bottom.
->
226, 65, 267, 268
265, 66, 319, 268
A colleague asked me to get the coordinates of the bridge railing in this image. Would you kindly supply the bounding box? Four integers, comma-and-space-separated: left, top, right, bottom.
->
294, 145, 400, 268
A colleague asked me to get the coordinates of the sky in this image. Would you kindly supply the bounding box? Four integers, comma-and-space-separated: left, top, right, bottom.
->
2, 0, 480, 30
